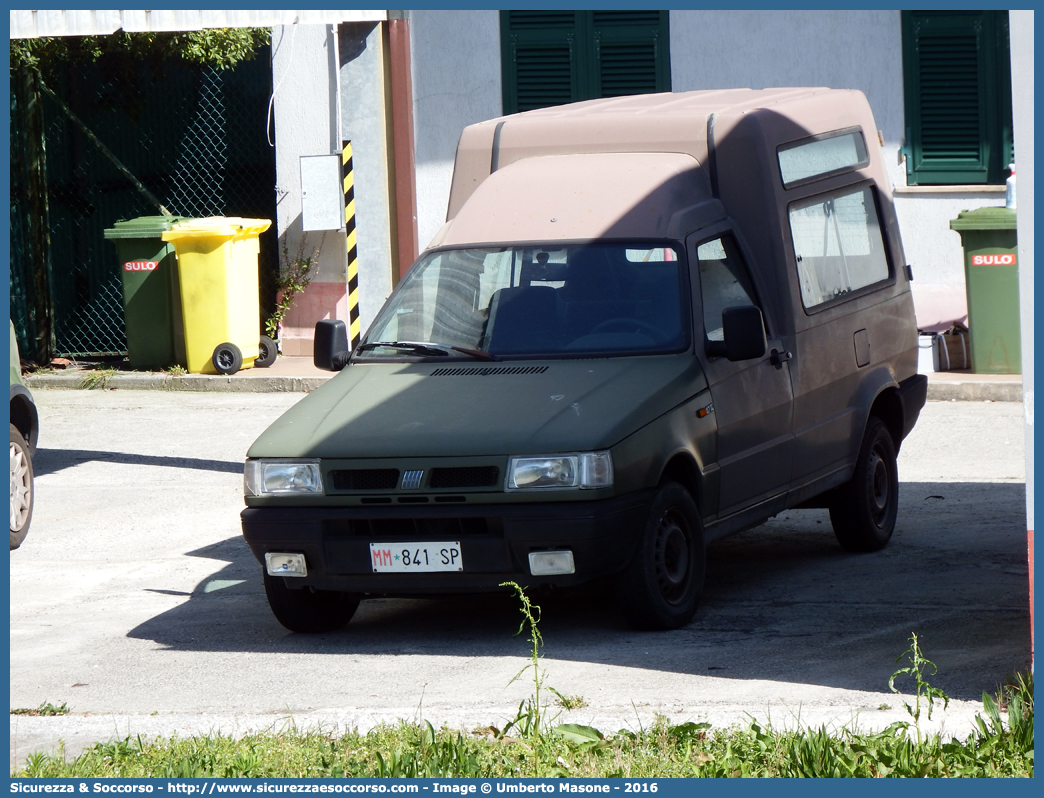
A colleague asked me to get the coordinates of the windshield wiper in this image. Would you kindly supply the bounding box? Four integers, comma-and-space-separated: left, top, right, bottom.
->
355, 341, 497, 361
356, 341, 450, 357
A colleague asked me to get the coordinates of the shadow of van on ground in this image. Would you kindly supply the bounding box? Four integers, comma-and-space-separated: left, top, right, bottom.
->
127, 481, 1029, 702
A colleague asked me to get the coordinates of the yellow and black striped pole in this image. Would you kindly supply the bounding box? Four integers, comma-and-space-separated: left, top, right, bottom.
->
342, 141, 361, 349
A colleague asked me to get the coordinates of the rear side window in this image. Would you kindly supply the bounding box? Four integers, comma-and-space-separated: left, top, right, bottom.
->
788, 185, 891, 310
777, 129, 869, 188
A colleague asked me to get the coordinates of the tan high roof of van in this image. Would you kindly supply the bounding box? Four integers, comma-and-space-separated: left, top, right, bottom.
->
436, 88, 886, 248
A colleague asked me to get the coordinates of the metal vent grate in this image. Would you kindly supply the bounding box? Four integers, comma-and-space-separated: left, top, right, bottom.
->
330, 469, 400, 491
430, 366, 549, 377
429, 466, 500, 489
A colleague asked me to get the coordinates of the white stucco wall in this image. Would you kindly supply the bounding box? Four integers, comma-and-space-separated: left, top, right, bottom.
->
272, 24, 346, 284
271, 23, 350, 354
339, 21, 395, 333
1009, 10, 1033, 535
408, 9, 503, 252
670, 9, 906, 187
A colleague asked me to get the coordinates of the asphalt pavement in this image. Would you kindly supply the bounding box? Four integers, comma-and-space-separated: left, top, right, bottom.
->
8, 388, 1031, 768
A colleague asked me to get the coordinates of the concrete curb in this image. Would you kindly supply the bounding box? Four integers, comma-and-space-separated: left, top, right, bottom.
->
26, 371, 1023, 401
25, 373, 332, 394
926, 380, 1022, 402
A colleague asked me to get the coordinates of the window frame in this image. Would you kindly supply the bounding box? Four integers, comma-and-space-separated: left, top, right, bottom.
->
776, 127, 870, 190
786, 181, 896, 315
901, 10, 1013, 186
693, 232, 769, 358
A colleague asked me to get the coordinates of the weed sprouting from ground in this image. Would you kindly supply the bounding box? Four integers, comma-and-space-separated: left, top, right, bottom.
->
499, 581, 550, 740
888, 632, 950, 744
78, 367, 117, 390
11, 702, 69, 717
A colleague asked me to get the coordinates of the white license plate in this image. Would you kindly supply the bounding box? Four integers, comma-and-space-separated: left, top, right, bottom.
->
369, 541, 463, 572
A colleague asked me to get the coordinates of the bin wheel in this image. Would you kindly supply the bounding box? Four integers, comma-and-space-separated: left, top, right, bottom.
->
212, 342, 243, 375
256, 335, 278, 368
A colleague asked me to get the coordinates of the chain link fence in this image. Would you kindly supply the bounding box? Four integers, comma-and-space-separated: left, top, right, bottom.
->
10, 45, 278, 360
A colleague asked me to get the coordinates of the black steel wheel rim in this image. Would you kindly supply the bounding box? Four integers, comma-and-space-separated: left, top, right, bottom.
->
868, 442, 891, 526
654, 508, 691, 604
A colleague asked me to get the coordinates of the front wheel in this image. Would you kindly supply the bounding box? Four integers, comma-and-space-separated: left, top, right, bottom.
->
829, 417, 899, 552
262, 570, 360, 633
10, 424, 34, 550
616, 482, 705, 630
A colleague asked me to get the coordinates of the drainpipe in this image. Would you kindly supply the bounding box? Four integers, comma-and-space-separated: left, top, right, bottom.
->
387, 12, 418, 286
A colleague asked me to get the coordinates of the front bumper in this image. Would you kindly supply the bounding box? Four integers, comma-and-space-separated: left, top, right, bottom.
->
241, 490, 653, 595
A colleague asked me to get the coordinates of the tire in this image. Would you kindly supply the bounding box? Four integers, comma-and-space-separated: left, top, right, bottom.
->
255, 335, 278, 368
263, 570, 360, 633
616, 482, 705, 630
212, 342, 243, 375
829, 417, 899, 552
10, 424, 34, 550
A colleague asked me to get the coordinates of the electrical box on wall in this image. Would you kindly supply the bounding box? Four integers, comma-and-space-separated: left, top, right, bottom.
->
300, 155, 344, 232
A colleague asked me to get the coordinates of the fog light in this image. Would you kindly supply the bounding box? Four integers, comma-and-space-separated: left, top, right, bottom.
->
265, 552, 307, 577
528, 550, 575, 576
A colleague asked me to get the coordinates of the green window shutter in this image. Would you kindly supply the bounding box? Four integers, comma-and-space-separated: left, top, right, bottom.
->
593, 11, 670, 99
902, 10, 1013, 185
501, 10, 670, 115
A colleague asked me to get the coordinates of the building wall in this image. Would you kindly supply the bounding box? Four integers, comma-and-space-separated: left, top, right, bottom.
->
408, 9, 503, 253
271, 23, 349, 357
339, 21, 396, 339
406, 9, 1004, 334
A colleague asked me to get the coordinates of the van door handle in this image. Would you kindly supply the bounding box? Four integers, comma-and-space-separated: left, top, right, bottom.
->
770, 348, 792, 367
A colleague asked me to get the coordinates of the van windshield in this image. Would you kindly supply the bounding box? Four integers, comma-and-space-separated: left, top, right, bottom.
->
359, 244, 689, 359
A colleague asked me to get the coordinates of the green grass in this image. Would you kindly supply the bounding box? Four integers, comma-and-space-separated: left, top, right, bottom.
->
11, 683, 1033, 778
10, 702, 70, 717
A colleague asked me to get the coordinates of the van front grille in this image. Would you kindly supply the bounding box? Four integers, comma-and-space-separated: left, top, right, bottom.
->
429, 466, 500, 489
330, 469, 400, 491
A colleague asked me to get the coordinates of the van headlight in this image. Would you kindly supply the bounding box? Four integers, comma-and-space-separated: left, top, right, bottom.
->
244, 459, 323, 496
506, 452, 613, 490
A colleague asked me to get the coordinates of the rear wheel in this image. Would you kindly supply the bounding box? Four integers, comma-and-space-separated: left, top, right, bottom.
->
10, 424, 34, 550
262, 570, 360, 633
255, 335, 278, 368
616, 482, 705, 630
829, 417, 899, 552
212, 342, 243, 375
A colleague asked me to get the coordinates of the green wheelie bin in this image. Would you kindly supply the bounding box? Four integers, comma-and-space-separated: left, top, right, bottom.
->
103, 215, 193, 370
949, 207, 1021, 374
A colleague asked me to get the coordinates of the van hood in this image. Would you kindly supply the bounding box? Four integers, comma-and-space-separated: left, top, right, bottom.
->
247, 356, 707, 459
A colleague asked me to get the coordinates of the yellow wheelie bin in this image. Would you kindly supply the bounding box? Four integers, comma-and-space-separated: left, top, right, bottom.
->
161, 217, 273, 375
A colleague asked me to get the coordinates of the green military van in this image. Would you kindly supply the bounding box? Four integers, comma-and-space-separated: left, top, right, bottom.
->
243, 88, 927, 633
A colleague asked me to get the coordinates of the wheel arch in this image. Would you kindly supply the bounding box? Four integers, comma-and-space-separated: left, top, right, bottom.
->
10, 388, 39, 453
868, 386, 904, 453
657, 451, 703, 510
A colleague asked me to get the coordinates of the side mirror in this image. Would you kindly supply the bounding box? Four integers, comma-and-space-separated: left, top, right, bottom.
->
720, 305, 766, 362
314, 319, 350, 371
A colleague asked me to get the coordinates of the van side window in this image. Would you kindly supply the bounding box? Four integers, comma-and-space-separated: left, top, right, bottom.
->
788, 185, 891, 310
696, 236, 762, 344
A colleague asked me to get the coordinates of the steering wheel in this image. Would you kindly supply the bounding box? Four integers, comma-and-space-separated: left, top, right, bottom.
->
589, 317, 667, 341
